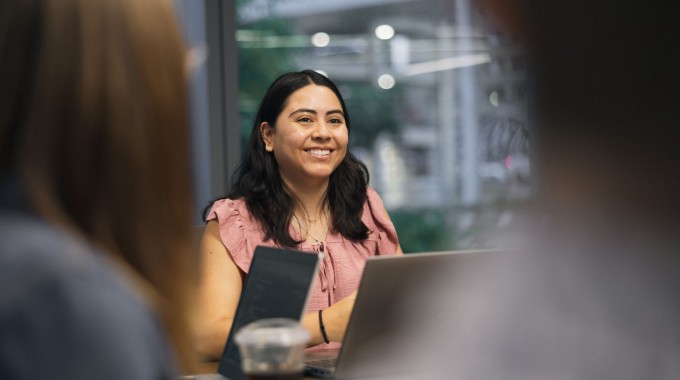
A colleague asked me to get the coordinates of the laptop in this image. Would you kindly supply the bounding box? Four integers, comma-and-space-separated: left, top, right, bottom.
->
217, 246, 322, 380
305, 249, 498, 379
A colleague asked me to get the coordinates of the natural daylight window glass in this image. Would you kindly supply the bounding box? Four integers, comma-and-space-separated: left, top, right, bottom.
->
235, 0, 530, 252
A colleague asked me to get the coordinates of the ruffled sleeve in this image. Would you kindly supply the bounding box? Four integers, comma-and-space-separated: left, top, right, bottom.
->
206, 198, 274, 273
362, 187, 400, 255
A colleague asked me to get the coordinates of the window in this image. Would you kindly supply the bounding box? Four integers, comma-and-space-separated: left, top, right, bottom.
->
178, 0, 532, 251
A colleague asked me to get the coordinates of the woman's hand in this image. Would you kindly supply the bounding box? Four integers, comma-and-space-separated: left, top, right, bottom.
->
301, 291, 357, 345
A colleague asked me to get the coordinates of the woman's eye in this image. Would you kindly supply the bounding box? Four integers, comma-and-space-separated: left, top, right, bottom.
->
328, 118, 343, 124
297, 117, 312, 123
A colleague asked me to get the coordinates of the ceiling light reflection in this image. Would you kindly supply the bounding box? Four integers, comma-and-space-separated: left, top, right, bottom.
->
375, 24, 395, 40
378, 74, 396, 89
311, 32, 330, 47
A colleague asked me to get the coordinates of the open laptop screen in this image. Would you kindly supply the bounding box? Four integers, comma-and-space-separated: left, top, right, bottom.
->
305, 250, 499, 379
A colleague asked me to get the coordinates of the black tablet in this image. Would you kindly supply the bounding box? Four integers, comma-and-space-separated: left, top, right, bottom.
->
217, 246, 321, 380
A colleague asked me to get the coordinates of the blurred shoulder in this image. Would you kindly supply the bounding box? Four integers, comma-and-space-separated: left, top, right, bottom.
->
0, 212, 175, 378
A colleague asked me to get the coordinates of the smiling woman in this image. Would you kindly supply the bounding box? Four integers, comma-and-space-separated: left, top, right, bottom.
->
195, 70, 403, 360
261, 84, 349, 187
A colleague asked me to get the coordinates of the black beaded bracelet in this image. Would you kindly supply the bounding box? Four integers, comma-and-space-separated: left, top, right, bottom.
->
318, 309, 330, 344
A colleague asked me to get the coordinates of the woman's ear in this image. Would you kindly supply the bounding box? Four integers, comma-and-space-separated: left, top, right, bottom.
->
260, 122, 274, 152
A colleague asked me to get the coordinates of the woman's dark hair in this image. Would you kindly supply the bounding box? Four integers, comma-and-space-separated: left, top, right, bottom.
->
205, 70, 370, 247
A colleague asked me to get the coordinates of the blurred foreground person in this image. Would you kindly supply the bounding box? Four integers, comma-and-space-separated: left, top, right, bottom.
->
438, 1, 680, 379
0, 0, 197, 378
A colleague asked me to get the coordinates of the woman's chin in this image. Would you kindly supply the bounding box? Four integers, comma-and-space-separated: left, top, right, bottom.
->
302, 170, 334, 182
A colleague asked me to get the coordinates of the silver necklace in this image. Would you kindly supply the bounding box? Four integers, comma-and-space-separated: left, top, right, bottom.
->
293, 214, 326, 243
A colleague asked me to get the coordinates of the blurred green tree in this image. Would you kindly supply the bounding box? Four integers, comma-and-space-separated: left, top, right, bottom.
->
342, 83, 401, 149
390, 209, 454, 253
237, 0, 295, 151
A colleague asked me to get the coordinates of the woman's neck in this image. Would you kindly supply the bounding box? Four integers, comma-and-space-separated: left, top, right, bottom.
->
282, 177, 329, 219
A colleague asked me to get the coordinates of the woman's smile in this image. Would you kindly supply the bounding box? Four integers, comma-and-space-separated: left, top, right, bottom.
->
306, 148, 332, 157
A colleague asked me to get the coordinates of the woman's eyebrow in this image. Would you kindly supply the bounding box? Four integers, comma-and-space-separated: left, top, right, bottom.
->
289, 108, 317, 117
327, 109, 345, 117
289, 109, 345, 117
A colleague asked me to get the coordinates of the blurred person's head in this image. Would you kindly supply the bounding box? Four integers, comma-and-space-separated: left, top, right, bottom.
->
478, 0, 680, 222
0, 0, 196, 370
447, 2, 680, 376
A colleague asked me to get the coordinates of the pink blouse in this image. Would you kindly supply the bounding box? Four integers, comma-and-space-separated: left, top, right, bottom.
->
206, 187, 399, 349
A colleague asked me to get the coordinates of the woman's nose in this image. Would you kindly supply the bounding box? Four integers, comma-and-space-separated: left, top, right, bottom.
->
311, 121, 332, 139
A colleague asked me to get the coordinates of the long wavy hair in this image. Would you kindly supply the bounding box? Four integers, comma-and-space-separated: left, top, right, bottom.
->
0, 0, 197, 372
206, 70, 370, 247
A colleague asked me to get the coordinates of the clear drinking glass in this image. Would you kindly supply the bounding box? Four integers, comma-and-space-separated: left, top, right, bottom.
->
235, 318, 310, 380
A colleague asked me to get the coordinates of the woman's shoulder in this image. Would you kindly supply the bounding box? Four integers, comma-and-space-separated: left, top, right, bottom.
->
0, 212, 101, 293
365, 186, 382, 201
0, 213, 175, 378
205, 197, 251, 222
364, 187, 388, 218
355, 187, 398, 254
204, 197, 271, 273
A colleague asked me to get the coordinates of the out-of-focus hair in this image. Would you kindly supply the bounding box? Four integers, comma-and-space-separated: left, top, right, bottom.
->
511, 0, 680, 220
0, 0, 197, 371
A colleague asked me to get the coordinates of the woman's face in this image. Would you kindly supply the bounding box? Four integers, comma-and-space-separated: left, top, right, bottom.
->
261, 84, 348, 187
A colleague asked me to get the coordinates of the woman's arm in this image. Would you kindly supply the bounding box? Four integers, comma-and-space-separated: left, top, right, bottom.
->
195, 220, 243, 360
300, 291, 356, 345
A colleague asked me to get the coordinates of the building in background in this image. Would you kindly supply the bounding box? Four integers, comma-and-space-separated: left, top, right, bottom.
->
176, 0, 531, 252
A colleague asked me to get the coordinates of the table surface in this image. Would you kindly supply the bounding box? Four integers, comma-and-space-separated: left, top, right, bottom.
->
188, 360, 318, 379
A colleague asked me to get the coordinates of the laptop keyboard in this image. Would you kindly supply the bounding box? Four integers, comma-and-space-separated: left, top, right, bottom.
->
306, 357, 337, 370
